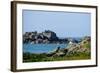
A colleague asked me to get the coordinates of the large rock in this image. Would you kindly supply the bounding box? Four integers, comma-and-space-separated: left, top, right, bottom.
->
67, 36, 91, 55
23, 30, 68, 44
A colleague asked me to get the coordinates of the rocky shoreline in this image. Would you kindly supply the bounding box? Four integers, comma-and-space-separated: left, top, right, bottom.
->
47, 36, 91, 57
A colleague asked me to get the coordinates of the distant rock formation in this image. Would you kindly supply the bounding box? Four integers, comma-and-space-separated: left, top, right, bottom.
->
23, 30, 69, 44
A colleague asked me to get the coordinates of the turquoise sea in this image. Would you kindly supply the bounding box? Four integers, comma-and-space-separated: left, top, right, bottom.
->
23, 44, 67, 53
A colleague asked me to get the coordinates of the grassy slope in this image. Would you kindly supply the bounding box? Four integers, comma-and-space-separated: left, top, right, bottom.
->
23, 52, 90, 62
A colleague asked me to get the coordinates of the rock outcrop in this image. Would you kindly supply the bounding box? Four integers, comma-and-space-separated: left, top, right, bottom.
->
47, 36, 91, 57
23, 30, 69, 44
66, 36, 91, 55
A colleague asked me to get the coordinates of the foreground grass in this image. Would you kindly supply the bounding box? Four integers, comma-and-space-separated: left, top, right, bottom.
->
23, 52, 90, 62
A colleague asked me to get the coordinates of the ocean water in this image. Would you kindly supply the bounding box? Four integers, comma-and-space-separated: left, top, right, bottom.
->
23, 44, 67, 53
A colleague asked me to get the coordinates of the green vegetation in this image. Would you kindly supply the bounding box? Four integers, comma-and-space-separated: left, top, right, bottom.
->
83, 41, 91, 49
23, 52, 90, 62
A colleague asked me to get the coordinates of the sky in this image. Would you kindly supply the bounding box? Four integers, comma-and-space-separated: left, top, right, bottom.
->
22, 10, 91, 37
